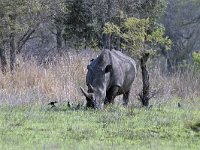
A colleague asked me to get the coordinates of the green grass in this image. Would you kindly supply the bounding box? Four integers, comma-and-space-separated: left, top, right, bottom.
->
0, 99, 200, 150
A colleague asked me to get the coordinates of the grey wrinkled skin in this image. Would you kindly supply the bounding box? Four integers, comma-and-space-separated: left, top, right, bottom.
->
80, 49, 137, 109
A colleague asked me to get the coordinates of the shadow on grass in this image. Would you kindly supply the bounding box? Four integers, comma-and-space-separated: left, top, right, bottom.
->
190, 122, 200, 132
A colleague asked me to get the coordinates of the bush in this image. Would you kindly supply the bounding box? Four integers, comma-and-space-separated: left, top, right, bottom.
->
192, 51, 200, 69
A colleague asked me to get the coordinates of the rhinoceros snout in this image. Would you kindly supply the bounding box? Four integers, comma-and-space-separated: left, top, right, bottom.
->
93, 101, 104, 109
80, 87, 105, 109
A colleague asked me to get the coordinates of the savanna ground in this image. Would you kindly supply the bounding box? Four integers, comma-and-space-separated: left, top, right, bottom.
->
0, 51, 200, 149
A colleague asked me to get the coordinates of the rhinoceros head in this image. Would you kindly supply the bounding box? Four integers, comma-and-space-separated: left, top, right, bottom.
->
80, 50, 112, 109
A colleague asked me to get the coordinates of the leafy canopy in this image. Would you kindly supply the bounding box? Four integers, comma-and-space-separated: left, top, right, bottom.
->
103, 17, 172, 58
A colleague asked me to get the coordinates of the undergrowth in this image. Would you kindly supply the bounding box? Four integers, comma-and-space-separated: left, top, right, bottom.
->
0, 53, 200, 106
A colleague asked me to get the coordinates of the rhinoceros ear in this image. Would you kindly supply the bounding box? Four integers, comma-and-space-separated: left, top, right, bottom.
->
105, 65, 112, 73
87, 65, 93, 71
88, 84, 95, 92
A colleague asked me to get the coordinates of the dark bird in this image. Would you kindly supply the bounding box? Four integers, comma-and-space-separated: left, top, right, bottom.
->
76, 103, 80, 109
178, 102, 181, 108
48, 101, 58, 108
67, 101, 71, 107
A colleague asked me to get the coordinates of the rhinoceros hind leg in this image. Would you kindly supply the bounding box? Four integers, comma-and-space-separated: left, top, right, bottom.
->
123, 91, 130, 106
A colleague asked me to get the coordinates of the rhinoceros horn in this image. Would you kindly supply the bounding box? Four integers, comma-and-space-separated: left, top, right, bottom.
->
80, 87, 93, 99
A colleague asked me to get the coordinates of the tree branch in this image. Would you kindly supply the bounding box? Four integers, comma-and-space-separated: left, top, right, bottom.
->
17, 22, 40, 53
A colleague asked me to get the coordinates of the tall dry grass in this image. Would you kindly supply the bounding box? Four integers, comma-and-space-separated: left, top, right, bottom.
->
0, 54, 89, 105
0, 52, 199, 106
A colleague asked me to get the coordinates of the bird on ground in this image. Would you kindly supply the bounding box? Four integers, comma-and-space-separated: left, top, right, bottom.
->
67, 101, 71, 107
178, 102, 181, 108
48, 101, 58, 108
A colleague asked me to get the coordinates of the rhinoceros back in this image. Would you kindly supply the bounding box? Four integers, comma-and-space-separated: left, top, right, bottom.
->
109, 49, 137, 93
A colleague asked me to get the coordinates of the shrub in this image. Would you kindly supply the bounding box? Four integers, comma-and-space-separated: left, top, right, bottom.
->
193, 51, 200, 69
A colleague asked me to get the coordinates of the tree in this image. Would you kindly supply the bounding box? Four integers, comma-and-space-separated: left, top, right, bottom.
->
63, 0, 96, 48
193, 51, 200, 70
0, 48, 7, 74
164, 0, 200, 71
103, 0, 171, 106
0, 0, 45, 72
45, 0, 66, 53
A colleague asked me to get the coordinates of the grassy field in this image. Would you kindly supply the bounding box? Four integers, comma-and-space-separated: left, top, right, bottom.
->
0, 98, 200, 150
0, 53, 200, 149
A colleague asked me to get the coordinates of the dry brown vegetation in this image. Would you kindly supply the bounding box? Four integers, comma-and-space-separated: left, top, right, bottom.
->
0, 52, 200, 106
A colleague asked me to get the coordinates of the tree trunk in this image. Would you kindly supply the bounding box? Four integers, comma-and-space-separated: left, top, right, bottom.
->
0, 48, 7, 74
107, 0, 112, 21
56, 25, 62, 53
9, 14, 16, 73
107, 0, 112, 49
116, 0, 125, 50
108, 34, 111, 49
10, 32, 16, 73
139, 52, 150, 107
102, 33, 107, 49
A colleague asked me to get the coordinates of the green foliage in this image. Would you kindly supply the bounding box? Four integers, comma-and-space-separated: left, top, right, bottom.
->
0, 0, 46, 43
177, 59, 193, 71
123, 18, 149, 44
147, 27, 172, 50
63, 0, 98, 48
103, 17, 172, 58
138, 0, 168, 19
0, 99, 200, 149
50, 0, 170, 50
103, 22, 121, 36
192, 51, 200, 69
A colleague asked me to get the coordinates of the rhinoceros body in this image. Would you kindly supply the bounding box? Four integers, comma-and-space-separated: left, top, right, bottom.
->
81, 49, 137, 109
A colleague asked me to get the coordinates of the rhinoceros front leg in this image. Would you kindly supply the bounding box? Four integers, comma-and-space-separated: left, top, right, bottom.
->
104, 86, 119, 105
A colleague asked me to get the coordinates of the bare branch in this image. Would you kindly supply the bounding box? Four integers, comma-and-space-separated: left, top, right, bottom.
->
17, 22, 40, 53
